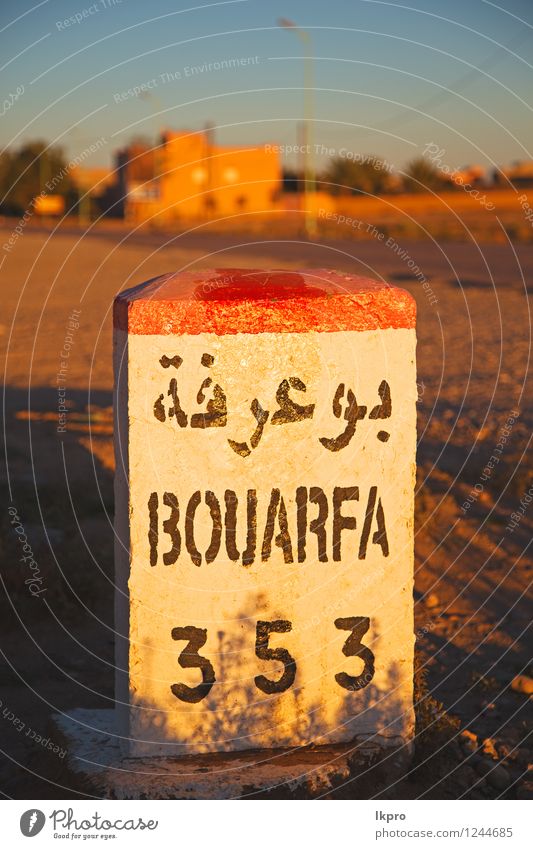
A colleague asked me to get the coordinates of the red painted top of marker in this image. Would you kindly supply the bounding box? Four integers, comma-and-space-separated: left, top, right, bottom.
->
114, 267, 416, 335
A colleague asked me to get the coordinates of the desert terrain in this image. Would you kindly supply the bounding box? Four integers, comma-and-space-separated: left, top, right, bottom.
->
1, 224, 531, 798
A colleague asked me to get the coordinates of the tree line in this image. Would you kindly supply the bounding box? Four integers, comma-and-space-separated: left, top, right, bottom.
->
0, 140, 497, 217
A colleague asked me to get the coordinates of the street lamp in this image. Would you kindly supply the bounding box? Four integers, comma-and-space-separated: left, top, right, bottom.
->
278, 17, 316, 238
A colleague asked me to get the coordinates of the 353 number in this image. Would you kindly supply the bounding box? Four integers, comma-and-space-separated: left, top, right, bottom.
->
170, 617, 374, 701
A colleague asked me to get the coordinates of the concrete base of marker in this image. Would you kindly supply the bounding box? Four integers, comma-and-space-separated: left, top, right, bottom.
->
50, 709, 411, 799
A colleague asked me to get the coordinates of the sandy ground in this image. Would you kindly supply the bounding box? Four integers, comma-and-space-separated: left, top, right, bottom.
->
0, 225, 531, 799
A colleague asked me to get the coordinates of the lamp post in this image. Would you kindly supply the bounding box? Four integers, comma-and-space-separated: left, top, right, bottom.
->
278, 17, 316, 238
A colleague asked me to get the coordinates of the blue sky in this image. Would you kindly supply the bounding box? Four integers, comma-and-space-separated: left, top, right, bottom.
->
1, 0, 532, 174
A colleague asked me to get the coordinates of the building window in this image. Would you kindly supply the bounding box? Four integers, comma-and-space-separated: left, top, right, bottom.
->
223, 167, 239, 184
191, 167, 208, 186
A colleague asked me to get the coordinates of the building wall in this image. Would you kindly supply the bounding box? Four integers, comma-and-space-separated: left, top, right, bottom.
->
124, 130, 281, 223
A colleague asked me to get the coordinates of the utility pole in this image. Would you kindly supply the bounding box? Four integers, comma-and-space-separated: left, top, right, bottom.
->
278, 18, 316, 238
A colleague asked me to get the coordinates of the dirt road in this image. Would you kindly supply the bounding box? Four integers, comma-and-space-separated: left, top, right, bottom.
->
1, 226, 531, 798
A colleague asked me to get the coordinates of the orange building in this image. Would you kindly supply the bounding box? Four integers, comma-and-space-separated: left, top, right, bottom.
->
117, 129, 281, 223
